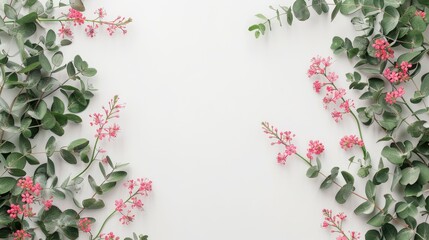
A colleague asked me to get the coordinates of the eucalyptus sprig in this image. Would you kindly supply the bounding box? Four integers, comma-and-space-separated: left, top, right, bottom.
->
0, 0, 151, 239
255, 0, 429, 239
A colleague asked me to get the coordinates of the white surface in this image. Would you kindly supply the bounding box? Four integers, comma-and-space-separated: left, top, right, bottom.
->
58, 0, 385, 239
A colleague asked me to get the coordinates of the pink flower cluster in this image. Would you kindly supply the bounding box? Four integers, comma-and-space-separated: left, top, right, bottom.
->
308, 56, 355, 123
114, 178, 152, 225
385, 87, 405, 105
78, 218, 92, 233
306, 140, 325, 160
340, 135, 364, 150
383, 61, 411, 83
322, 209, 360, 240
58, 8, 131, 38
372, 38, 394, 60
12, 229, 31, 240
100, 232, 120, 240
416, 10, 426, 18
7, 176, 52, 221
89, 96, 124, 141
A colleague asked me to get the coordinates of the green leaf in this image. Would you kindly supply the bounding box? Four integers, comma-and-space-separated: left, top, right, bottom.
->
82, 68, 97, 77
416, 223, 429, 240
331, 36, 344, 50
107, 171, 127, 182
396, 228, 414, 240
6, 152, 26, 169
381, 223, 397, 240
411, 16, 426, 32
82, 198, 105, 209
373, 167, 389, 185
367, 212, 387, 227
287, 7, 293, 25
407, 120, 426, 138
354, 201, 375, 215
68, 138, 89, 151
52, 97, 65, 114
292, 0, 310, 21
306, 166, 319, 178
400, 167, 420, 185
341, 171, 354, 184
60, 149, 77, 164
255, 14, 268, 20
41, 111, 56, 129
0, 177, 16, 194
39, 52, 52, 72
365, 180, 376, 199
365, 230, 381, 240
69, 0, 85, 11
335, 183, 353, 204
397, 51, 421, 65
340, 0, 361, 15
67, 62, 76, 77
16, 12, 38, 25
100, 182, 116, 193
88, 175, 102, 194
4, 4, 17, 19
331, 1, 341, 21
47, 158, 55, 176
380, 6, 399, 34
64, 114, 82, 123
52, 51, 63, 67
381, 146, 405, 165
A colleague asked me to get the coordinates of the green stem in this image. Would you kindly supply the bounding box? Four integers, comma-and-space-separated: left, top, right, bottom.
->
72, 137, 99, 181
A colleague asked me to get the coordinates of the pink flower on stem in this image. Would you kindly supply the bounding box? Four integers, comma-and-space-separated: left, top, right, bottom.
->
131, 197, 144, 210
7, 204, 21, 218
67, 8, 86, 25
416, 10, 426, 18
339, 99, 354, 113
340, 135, 364, 150
383, 61, 411, 83
78, 218, 92, 233
306, 140, 325, 160
21, 192, 34, 204
90, 96, 124, 141
331, 110, 343, 123
106, 16, 129, 35
308, 56, 332, 77
58, 24, 73, 38
12, 229, 31, 240
277, 152, 287, 165
21, 204, 35, 218
262, 122, 299, 164
385, 87, 405, 105
372, 38, 394, 60
100, 232, 120, 240
85, 24, 99, 38
95, 8, 107, 19
42, 198, 53, 211
322, 209, 360, 240
119, 210, 135, 225
115, 199, 127, 212
313, 80, 324, 93
327, 72, 338, 82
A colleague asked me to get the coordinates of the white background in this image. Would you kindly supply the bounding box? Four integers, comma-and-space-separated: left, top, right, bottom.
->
56, 0, 389, 239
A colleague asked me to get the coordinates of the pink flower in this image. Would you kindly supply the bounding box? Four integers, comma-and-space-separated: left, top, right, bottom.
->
383, 62, 411, 83
91, 96, 124, 141
337, 236, 348, 240
78, 218, 92, 233
306, 140, 325, 160
339, 99, 354, 113
372, 38, 394, 60
313, 80, 323, 93
119, 210, 135, 225
106, 17, 129, 35
131, 197, 144, 210
100, 232, 120, 240
340, 135, 364, 150
416, 10, 426, 18
85, 24, 98, 38
21, 205, 34, 217
7, 204, 21, 218
285, 144, 297, 156
326, 72, 338, 82
308, 56, 332, 77
42, 198, 53, 211
115, 199, 127, 212
67, 8, 86, 25
331, 110, 343, 122
21, 192, 34, 204
12, 229, 31, 240
385, 87, 405, 105
58, 24, 73, 38
277, 152, 287, 165
95, 8, 107, 19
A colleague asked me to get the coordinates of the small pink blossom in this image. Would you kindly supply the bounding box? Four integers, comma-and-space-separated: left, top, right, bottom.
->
85, 24, 99, 38
385, 87, 405, 105
306, 140, 325, 160
313, 80, 323, 93
340, 135, 364, 150
21, 192, 34, 204
100, 232, 120, 240
67, 8, 86, 25
95, 8, 107, 19
383, 62, 411, 83
285, 144, 297, 156
416, 10, 426, 18
106, 17, 129, 35
21, 204, 34, 217
308, 56, 332, 77
131, 197, 144, 210
42, 198, 53, 211
322, 209, 360, 240
339, 99, 354, 113
78, 218, 92, 233
372, 38, 394, 60
326, 72, 338, 82
7, 204, 21, 218
12, 229, 31, 240
115, 199, 127, 212
58, 24, 73, 38
119, 210, 135, 225
277, 152, 287, 165
331, 110, 343, 122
